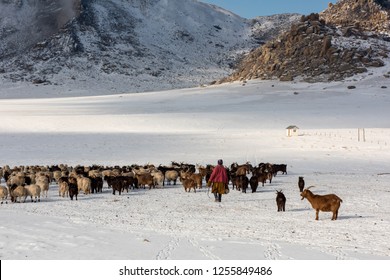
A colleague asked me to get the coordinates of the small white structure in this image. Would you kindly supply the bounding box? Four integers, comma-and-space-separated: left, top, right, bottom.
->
286, 125, 299, 137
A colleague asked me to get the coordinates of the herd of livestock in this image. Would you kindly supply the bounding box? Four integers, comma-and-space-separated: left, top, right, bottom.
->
0, 161, 343, 220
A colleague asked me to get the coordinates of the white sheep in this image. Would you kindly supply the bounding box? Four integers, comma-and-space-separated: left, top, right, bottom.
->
151, 170, 164, 187
25, 184, 41, 203
76, 176, 91, 195
0, 185, 8, 204
53, 171, 63, 183
88, 170, 102, 179
35, 175, 50, 198
6, 174, 25, 188
165, 170, 179, 186
59, 181, 69, 198
10, 185, 27, 203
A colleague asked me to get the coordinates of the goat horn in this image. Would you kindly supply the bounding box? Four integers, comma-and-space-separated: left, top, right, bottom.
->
306, 186, 315, 190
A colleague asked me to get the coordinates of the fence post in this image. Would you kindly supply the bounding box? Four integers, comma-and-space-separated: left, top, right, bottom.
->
358, 128, 366, 142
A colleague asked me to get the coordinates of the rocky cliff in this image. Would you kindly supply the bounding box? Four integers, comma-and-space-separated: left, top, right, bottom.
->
219, 0, 390, 84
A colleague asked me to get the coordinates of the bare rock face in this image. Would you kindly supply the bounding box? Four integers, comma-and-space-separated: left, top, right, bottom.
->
219, 1, 390, 84
321, 0, 390, 33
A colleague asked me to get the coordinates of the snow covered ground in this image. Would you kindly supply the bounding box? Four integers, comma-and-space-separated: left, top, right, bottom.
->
1, 65, 390, 278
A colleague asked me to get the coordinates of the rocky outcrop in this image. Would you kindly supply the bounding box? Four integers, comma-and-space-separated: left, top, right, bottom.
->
219, 8, 390, 84
321, 0, 390, 34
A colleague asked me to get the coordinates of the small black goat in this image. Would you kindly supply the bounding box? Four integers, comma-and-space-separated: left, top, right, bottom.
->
69, 183, 78, 201
276, 190, 286, 212
298, 176, 305, 192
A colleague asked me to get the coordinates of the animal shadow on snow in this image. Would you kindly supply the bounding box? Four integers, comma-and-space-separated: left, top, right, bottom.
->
337, 215, 367, 220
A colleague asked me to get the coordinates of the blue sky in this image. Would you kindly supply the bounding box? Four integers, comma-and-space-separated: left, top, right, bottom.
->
200, 0, 337, 18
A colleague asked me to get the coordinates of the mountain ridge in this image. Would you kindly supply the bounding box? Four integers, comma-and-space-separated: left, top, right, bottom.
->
0, 0, 299, 95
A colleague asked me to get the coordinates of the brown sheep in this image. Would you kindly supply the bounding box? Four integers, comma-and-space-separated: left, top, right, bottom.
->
301, 186, 343, 220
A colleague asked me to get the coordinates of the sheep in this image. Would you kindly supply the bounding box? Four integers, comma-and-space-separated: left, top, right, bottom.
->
301, 186, 343, 220
76, 175, 91, 194
151, 170, 165, 187
59, 181, 69, 198
276, 190, 286, 212
35, 175, 50, 198
53, 170, 63, 183
298, 176, 305, 192
9, 185, 27, 203
25, 184, 41, 203
164, 170, 179, 186
6, 174, 25, 188
0, 185, 8, 204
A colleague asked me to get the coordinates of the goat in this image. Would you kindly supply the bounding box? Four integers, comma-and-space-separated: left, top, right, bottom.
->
68, 182, 78, 201
249, 175, 258, 193
276, 190, 286, 212
301, 186, 343, 220
273, 164, 287, 176
235, 175, 249, 193
180, 177, 196, 193
180, 171, 203, 189
298, 176, 305, 192
135, 173, 155, 189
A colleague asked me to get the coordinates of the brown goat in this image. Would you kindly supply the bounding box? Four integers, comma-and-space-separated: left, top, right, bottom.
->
180, 177, 196, 193
301, 186, 343, 220
135, 173, 155, 189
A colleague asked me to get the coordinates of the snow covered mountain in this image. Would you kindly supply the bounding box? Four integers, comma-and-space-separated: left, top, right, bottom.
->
0, 0, 299, 96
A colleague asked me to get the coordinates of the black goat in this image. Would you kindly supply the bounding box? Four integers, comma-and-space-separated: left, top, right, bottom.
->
298, 177, 305, 192
276, 190, 286, 212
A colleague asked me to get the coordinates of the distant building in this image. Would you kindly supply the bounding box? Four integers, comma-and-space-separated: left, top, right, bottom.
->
286, 125, 299, 137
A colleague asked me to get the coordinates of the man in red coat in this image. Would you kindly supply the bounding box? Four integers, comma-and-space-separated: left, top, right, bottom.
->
207, 159, 229, 202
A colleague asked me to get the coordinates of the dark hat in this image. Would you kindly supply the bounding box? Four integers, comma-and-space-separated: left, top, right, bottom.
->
217, 159, 223, 165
